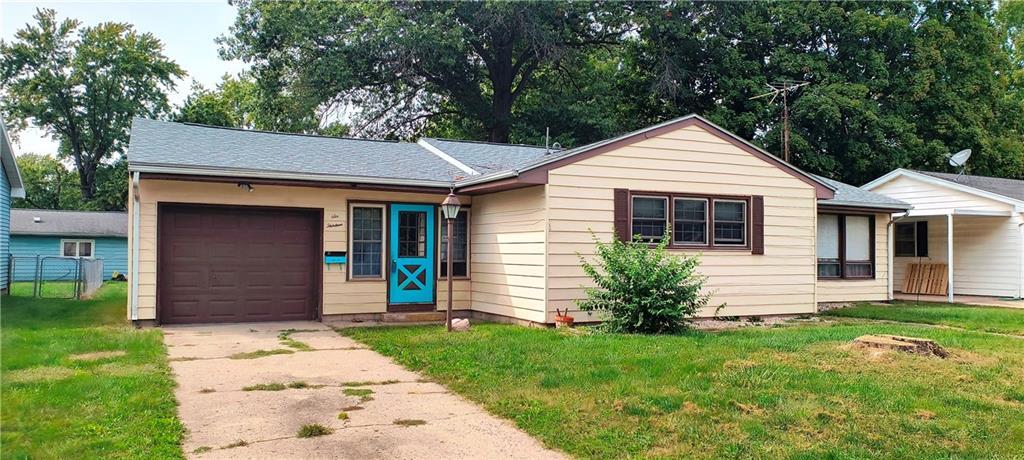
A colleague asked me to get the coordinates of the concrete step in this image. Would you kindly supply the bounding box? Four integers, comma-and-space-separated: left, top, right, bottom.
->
381, 311, 447, 323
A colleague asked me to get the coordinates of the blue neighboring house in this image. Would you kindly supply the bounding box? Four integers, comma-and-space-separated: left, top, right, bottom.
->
1, 118, 27, 293
10, 209, 128, 281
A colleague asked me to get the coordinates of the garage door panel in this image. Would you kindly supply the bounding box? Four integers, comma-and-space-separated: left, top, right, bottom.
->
159, 205, 320, 324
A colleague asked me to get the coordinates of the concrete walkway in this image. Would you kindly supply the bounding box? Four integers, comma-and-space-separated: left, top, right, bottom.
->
164, 321, 564, 459
894, 293, 1024, 309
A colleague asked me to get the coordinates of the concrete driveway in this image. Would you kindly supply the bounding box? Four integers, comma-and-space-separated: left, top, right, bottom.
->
164, 321, 563, 459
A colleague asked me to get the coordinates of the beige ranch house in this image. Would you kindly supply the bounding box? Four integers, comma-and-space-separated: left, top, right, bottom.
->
125, 115, 910, 326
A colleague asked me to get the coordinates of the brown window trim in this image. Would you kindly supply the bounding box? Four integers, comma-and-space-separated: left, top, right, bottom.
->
436, 207, 471, 280
817, 213, 876, 280
628, 190, 752, 251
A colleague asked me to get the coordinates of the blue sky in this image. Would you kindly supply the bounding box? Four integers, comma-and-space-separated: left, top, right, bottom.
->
1, 0, 246, 155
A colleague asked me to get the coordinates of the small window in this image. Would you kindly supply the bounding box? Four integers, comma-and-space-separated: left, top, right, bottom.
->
844, 216, 873, 278
673, 198, 707, 245
440, 210, 469, 278
350, 206, 385, 278
713, 200, 746, 245
61, 240, 94, 258
895, 221, 928, 257
817, 215, 840, 277
632, 196, 668, 242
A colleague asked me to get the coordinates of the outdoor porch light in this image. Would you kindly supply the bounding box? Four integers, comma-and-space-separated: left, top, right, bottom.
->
441, 192, 462, 220
441, 191, 461, 332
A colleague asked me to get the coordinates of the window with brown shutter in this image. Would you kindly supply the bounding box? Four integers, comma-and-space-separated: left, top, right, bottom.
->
612, 189, 761, 252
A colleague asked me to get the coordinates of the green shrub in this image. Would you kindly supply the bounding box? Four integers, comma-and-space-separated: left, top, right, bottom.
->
576, 230, 711, 334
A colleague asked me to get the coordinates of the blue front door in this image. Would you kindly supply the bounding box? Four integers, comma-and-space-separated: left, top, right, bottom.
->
389, 204, 436, 305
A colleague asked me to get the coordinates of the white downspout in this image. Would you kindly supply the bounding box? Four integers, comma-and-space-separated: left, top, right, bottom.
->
887, 212, 909, 301
1018, 219, 1023, 300
130, 171, 141, 321
947, 213, 954, 303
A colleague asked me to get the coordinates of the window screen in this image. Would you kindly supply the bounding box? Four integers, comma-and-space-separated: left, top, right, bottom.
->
673, 198, 707, 244
844, 216, 872, 278
631, 197, 667, 242
351, 207, 383, 277
713, 200, 746, 245
440, 210, 469, 277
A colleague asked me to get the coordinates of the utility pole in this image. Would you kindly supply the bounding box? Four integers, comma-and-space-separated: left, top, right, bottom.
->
750, 80, 809, 163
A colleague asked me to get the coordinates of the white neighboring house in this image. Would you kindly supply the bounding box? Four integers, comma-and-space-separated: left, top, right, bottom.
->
863, 169, 1024, 301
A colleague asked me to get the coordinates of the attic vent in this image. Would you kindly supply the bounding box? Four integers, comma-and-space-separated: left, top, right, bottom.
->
33, 217, 42, 223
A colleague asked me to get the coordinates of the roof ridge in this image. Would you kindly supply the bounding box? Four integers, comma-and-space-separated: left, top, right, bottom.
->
144, 118, 406, 144
428, 137, 555, 150
913, 169, 1023, 183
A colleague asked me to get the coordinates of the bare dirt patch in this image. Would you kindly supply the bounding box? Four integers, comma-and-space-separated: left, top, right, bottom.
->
6, 366, 81, 383
68, 350, 126, 361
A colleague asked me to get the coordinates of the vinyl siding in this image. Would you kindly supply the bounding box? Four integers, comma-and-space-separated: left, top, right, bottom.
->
545, 124, 819, 319
469, 186, 548, 323
871, 174, 1023, 298
816, 212, 891, 303
1, 162, 9, 290
9, 235, 128, 280
134, 179, 470, 321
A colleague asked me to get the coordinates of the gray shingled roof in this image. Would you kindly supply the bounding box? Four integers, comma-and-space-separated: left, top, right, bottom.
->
815, 175, 911, 210
128, 118, 464, 184
422, 138, 553, 174
11, 209, 128, 237
914, 170, 1024, 203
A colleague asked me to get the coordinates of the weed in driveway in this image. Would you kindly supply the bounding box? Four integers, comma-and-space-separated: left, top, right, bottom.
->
337, 411, 349, 420
228, 349, 294, 359
243, 383, 287, 391
297, 424, 333, 438
192, 446, 212, 454
278, 329, 318, 351
393, 419, 427, 427
198, 388, 216, 393
342, 387, 374, 402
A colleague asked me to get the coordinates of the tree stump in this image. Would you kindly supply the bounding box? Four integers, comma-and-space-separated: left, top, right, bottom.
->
853, 335, 948, 358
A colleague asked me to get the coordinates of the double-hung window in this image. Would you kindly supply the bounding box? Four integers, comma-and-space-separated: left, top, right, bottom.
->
440, 209, 469, 278
673, 198, 708, 245
817, 213, 874, 279
713, 200, 747, 246
350, 205, 385, 278
631, 196, 669, 242
61, 239, 94, 258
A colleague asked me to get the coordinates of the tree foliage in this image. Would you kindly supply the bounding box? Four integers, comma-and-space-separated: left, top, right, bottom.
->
223, 0, 1023, 183
221, 0, 631, 142
11, 153, 126, 211
0, 8, 183, 199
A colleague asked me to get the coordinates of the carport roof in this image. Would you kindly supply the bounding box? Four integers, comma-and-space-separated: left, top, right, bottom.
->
814, 175, 912, 211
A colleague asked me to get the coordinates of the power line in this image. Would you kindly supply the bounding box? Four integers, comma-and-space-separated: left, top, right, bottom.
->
749, 80, 809, 163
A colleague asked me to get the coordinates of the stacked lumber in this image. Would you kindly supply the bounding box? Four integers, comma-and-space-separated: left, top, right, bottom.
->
901, 263, 948, 295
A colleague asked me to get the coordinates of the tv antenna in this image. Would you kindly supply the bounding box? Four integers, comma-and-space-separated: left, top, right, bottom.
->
948, 149, 972, 180
749, 80, 810, 162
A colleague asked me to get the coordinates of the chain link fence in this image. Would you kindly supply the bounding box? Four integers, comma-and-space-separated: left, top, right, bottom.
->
5, 255, 105, 299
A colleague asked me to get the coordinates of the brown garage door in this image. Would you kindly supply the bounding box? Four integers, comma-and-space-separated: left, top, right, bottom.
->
158, 204, 320, 324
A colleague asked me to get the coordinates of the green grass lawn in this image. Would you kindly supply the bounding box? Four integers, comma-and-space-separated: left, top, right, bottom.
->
7, 281, 80, 299
824, 301, 1024, 336
346, 322, 1024, 459
1, 283, 183, 459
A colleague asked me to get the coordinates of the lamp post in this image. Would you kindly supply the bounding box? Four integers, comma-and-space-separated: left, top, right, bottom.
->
440, 191, 462, 332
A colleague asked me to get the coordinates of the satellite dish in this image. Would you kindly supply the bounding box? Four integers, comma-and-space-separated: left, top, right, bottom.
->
949, 149, 972, 167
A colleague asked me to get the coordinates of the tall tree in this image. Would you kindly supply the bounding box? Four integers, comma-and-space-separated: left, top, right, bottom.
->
221, 1, 631, 142
173, 75, 259, 128
11, 153, 83, 210
0, 8, 184, 199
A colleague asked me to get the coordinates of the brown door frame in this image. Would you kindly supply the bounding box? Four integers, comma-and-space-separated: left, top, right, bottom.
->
156, 202, 324, 324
